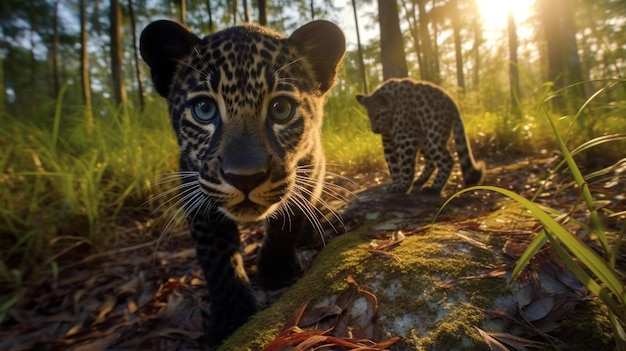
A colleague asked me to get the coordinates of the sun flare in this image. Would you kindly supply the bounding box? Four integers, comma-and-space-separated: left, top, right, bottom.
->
476, 0, 535, 32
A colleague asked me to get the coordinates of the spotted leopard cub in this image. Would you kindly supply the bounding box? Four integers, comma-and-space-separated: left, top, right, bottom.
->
356, 78, 484, 194
140, 20, 345, 345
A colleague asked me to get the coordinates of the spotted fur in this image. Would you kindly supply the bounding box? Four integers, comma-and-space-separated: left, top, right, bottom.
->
140, 20, 345, 345
356, 78, 484, 194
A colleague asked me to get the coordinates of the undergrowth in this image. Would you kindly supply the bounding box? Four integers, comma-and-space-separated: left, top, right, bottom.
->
0, 90, 177, 278
2, 78, 625, 289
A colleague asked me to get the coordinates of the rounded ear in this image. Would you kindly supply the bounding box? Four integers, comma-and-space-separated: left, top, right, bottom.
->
140, 20, 200, 97
289, 20, 346, 94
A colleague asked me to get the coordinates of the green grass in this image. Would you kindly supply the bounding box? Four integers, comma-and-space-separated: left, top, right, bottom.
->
323, 93, 384, 172
0, 91, 178, 278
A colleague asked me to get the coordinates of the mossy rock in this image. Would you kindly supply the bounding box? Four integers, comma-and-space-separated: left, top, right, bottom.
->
219, 200, 615, 350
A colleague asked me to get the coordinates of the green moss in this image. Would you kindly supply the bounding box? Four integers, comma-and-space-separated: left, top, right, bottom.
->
219, 207, 614, 350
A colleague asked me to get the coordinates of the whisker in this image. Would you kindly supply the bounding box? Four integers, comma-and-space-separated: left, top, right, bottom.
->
295, 176, 354, 203
148, 182, 199, 215
287, 192, 326, 245
293, 183, 344, 235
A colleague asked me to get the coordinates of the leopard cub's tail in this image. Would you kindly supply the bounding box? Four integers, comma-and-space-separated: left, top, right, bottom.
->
451, 117, 485, 187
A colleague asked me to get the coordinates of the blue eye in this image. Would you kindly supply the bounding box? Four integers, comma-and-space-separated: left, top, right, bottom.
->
268, 97, 295, 123
190, 97, 218, 123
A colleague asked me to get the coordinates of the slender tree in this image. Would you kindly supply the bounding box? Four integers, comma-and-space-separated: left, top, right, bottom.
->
508, 11, 521, 118
0, 40, 5, 112
450, 0, 464, 91
51, 0, 60, 97
416, 0, 438, 83
28, 4, 38, 112
110, 0, 127, 111
128, 0, 144, 111
352, 0, 369, 93
538, 0, 585, 110
258, 0, 267, 25
377, 0, 408, 80
206, 0, 215, 32
243, 0, 250, 22
179, 0, 186, 25
79, 0, 93, 133
401, 0, 424, 79
471, 11, 481, 89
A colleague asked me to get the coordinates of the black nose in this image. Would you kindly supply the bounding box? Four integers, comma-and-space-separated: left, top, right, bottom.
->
222, 171, 268, 194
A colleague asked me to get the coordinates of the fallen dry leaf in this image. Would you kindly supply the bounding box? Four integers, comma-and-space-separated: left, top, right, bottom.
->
476, 327, 544, 351
264, 277, 397, 351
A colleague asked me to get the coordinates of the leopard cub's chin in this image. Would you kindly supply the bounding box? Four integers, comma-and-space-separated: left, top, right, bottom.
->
221, 201, 282, 223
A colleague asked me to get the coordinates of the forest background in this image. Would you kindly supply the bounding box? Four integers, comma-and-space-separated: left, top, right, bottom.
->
1, 0, 625, 291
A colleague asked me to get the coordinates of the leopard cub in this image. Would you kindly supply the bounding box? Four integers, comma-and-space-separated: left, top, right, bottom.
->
141, 20, 345, 345
356, 78, 484, 194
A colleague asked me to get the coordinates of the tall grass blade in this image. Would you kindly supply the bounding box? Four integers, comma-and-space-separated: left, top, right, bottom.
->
510, 230, 547, 280
544, 107, 608, 252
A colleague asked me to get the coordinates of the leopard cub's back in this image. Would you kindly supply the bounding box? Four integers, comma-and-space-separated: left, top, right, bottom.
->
356, 78, 484, 194
385, 79, 460, 130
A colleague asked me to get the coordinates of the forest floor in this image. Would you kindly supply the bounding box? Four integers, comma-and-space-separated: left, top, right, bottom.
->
1, 155, 625, 351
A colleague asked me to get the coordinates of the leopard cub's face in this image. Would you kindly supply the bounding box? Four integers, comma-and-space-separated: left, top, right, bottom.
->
140, 21, 345, 222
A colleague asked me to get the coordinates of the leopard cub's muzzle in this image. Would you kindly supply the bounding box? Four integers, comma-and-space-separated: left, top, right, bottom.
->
212, 133, 287, 222
218, 135, 272, 195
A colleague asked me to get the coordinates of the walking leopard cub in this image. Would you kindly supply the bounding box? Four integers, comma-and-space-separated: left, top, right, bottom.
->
140, 20, 345, 345
356, 78, 484, 194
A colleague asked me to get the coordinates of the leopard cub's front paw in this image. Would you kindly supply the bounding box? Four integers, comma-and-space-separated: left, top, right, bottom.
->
257, 251, 301, 290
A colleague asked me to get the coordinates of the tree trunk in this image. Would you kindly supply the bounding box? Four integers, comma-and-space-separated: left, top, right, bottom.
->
110, 0, 127, 111
508, 12, 521, 118
29, 4, 37, 114
179, 0, 186, 25
377, 0, 408, 80
310, 0, 315, 20
538, 0, 585, 110
401, 0, 423, 80
0, 40, 5, 113
432, 19, 441, 82
243, 0, 249, 22
206, 0, 215, 32
128, 0, 144, 112
80, 0, 94, 134
451, 0, 464, 92
51, 0, 60, 98
352, 0, 369, 94
258, 0, 267, 25
416, 0, 438, 83
471, 14, 481, 89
